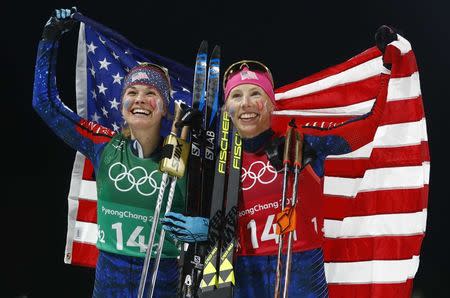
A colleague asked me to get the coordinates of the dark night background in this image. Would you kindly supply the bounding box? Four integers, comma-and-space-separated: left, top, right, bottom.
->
2, 0, 448, 297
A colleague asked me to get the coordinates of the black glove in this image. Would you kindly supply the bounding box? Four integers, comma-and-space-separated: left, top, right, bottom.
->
264, 136, 285, 171
265, 135, 316, 172
375, 25, 397, 54
175, 103, 203, 129
42, 7, 78, 41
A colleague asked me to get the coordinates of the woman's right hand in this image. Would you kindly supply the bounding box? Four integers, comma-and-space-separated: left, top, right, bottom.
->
42, 7, 78, 41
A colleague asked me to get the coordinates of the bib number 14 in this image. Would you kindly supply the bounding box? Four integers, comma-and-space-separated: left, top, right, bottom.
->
111, 223, 147, 252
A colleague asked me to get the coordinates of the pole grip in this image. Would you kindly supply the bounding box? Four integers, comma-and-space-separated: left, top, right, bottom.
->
171, 101, 182, 135
283, 127, 292, 164
293, 131, 303, 167
159, 101, 190, 178
180, 125, 189, 140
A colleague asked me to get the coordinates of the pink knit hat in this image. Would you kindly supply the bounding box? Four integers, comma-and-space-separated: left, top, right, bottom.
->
224, 61, 275, 105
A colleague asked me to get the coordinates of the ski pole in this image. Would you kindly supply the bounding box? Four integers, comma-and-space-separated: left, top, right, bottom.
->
149, 121, 190, 298
282, 130, 303, 298
138, 172, 168, 298
138, 102, 189, 298
149, 177, 177, 298
274, 121, 295, 298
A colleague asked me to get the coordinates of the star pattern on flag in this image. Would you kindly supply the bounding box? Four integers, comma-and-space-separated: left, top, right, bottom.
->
87, 41, 97, 54
112, 72, 123, 85
82, 23, 193, 134
98, 58, 111, 70
109, 98, 120, 110
101, 106, 109, 118
99, 35, 106, 44
111, 122, 120, 132
97, 83, 107, 95
92, 112, 101, 122
89, 65, 96, 78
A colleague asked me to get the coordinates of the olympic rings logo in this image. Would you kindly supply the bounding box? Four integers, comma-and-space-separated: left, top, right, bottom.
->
241, 161, 278, 191
108, 162, 161, 196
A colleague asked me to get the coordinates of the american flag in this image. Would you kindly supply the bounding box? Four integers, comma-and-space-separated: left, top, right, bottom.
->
272, 35, 429, 297
64, 13, 429, 297
63, 13, 193, 267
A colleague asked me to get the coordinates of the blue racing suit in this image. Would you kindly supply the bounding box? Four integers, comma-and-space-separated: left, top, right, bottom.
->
32, 39, 185, 298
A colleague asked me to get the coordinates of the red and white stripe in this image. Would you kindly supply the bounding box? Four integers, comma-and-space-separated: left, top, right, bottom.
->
64, 154, 99, 267
64, 24, 100, 268
272, 35, 429, 297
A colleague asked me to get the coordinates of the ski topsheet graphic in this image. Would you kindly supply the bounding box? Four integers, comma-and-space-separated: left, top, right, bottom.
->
179, 42, 222, 298
200, 118, 242, 298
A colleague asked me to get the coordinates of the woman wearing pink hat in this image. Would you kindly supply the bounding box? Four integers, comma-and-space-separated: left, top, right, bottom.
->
227, 48, 393, 296
165, 40, 393, 295
33, 8, 186, 297
222, 60, 333, 297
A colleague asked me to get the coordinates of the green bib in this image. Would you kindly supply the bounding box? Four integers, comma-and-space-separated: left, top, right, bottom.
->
96, 134, 186, 258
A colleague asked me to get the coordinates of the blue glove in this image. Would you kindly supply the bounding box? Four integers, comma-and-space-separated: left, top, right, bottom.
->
42, 7, 78, 41
161, 212, 209, 243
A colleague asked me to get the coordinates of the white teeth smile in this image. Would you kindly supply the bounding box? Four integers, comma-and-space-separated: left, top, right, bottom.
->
239, 113, 258, 119
131, 108, 151, 115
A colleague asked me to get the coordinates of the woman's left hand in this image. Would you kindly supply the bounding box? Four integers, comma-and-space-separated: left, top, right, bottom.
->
161, 212, 209, 243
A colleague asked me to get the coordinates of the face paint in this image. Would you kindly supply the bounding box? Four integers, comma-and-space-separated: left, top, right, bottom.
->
256, 99, 264, 111
223, 84, 275, 139
123, 97, 134, 111
148, 98, 157, 110
155, 99, 164, 113
228, 104, 236, 119
262, 99, 273, 114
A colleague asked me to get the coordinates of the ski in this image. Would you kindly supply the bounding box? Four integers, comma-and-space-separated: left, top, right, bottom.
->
189, 44, 221, 297
214, 124, 242, 297
199, 110, 231, 295
179, 42, 222, 298
199, 112, 242, 298
200, 45, 220, 217
178, 40, 208, 298
185, 40, 208, 217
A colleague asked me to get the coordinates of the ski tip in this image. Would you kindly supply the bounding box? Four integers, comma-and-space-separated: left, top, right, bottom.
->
199, 40, 209, 52
212, 45, 221, 55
